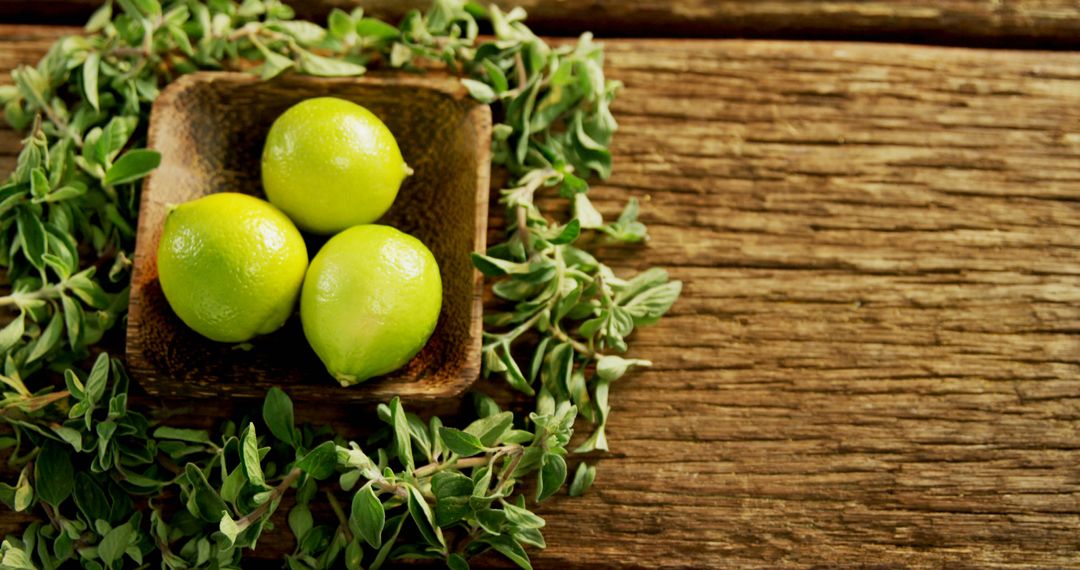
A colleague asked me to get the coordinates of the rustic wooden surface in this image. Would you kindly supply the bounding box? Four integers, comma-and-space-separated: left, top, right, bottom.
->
2, 0, 1080, 47
4, 22, 1080, 568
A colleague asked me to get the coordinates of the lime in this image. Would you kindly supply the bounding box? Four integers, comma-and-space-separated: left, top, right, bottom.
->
261, 97, 412, 235
300, 225, 442, 386
157, 193, 308, 343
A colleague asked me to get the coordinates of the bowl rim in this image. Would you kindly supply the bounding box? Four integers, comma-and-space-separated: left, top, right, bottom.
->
126, 71, 492, 402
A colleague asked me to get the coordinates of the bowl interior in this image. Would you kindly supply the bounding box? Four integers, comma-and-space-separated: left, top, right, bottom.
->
127, 73, 489, 402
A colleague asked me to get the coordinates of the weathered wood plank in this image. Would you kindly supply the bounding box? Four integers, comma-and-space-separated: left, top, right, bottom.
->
2, 1, 1080, 47
3, 25, 1080, 567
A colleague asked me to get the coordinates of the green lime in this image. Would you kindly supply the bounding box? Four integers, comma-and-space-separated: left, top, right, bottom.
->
157, 193, 308, 343
301, 225, 442, 386
261, 97, 412, 235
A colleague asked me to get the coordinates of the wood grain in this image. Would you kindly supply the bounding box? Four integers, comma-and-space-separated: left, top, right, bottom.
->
3, 24, 1080, 567
2, 0, 1080, 47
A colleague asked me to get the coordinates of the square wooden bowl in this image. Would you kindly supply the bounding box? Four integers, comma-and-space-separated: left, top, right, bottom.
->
127, 72, 491, 402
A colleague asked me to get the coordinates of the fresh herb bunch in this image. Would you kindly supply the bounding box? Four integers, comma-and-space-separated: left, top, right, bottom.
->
0, 0, 681, 568
2, 353, 577, 569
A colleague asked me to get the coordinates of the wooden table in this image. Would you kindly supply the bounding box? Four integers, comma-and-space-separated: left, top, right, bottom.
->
3, 2, 1080, 567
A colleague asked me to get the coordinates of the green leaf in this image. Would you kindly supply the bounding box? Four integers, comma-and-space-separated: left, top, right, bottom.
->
29, 167, 48, 200
26, 312, 62, 363
542, 342, 574, 400
253, 44, 294, 80
104, 149, 161, 186
288, 504, 313, 542
513, 526, 546, 549
298, 51, 366, 77
461, 78, 496, 103
438, 427, 485, 457
447, 553, 470, 570
67, 272, 111, 309
219, 511, 242, 547
502, 502, 545, 529
351, 484, 384, 549
345, 537, 363, 570
95, 419, 115, 468
240, 423, 265, 488
84, 352, 110, 406
569, 462, 596, 497
0, 540, 33, 569
475, 507, 505, 534
464, 411, 513, 447
390, 397, 413, 471
262, 386, 296, 446
16, 207, 46, 269
480, 534, 532, 570
270, 20, 327, 45
482, 59, 508, 93
471, 253, 529, 277
355, 18, 400, 41
473, 392, 501, 418
497, 342, 534, 396
601, 197, 648, 242
405, 484, 444, 548
35, 442, 73, 506
621, 280, 683, 325
432, 471, 472, 526
573, 193, 603, 229
548, 219, 581, 245
184, 464, 227, 522
98, 116, 138, 163
237, 0, 265, 17
127, 0, 161, 17
296, 441, 338, 480
73, 472, 109, 522
83, 52, 100, 111
537, 453, 566, 502
370, 513, 406, 570
3, 465, 33, 512
596, 355, 651, 381
219, 467, 245, 504
98, 521, 133, 566
0, 311, 25, 354
62, 369, 83, 401
52, 425, 82, 451
328, 8, 354, 39
575, 379, 610, 453
406, 412, 433, 462
61, 294, 83, 349
152, 426, 211, 444
85, 1, 112, 32
532, 81, 585, 132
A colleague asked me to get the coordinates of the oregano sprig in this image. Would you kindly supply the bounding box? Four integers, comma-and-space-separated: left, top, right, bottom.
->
0, 0, 680, 568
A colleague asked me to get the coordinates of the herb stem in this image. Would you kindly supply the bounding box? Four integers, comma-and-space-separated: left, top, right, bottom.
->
551, 325, 594, 358
0, 283, 64, 309
516, 205, 533, 255
38, 105, 83, 148
235, 466, 302, 529
413, 445, 523, 479
494, 447, 525, 494
483, 309, 544, 348
514, 51, 527, 88
326, 490, 353, 543
109, 46, 151, 58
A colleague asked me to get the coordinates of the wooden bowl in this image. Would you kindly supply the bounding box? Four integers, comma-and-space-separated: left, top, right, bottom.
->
126, 72, 491, 402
